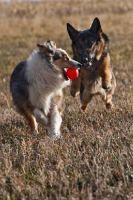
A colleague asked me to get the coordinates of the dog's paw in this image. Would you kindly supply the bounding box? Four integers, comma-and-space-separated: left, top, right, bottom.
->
32, 129, 39, 135
80, 105, 87, 112
70, 91, 79, 97
106, 102, 113, 110
49, 133, 61, 140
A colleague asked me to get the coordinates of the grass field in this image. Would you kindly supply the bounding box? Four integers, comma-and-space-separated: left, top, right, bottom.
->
0, 1, 133, 199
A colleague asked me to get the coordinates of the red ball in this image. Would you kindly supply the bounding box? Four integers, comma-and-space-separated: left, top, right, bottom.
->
66, 68, 79, 80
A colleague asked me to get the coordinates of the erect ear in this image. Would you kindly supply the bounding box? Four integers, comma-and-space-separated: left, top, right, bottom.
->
90, 17, 102, 34
67, 23, 79, 40
37, 40, 56, 55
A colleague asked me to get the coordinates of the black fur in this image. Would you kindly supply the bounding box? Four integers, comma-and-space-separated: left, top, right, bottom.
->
10, 61, 30, 110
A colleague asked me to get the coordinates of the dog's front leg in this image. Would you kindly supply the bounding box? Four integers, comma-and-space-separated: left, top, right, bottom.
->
105, 82, 116, 109
70, 76, 81, 97
80, 89, 93, 112
34, 108, 48, 126
48, 107, 62, 138
101, 73, 116, 110
98, 53, 112, 89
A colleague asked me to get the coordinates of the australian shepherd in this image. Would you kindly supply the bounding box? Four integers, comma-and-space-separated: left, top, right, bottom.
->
10, 40, 81, 138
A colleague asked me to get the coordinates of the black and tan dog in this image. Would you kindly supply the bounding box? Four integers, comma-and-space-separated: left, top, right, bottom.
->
67, 17, 116, 112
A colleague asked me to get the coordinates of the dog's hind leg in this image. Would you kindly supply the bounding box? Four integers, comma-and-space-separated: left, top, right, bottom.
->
19, 107, 38, 134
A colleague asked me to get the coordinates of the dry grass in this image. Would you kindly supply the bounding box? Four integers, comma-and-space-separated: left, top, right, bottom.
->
0, 1, 133, 199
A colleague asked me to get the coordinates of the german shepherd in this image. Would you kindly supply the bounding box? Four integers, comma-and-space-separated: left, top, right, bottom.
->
67, 17, 116, 112
10, 40, 81, 138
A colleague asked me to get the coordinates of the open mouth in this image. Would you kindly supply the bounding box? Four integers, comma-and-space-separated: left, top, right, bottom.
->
63, 69, 69, 80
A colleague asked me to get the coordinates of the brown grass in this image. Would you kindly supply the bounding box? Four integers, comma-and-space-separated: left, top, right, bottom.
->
0, 1, 133, 199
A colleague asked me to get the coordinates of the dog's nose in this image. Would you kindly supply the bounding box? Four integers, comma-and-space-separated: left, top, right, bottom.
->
82, 57, 88, 64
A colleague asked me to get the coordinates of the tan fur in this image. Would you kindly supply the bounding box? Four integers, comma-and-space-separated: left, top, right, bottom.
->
95, 32, 105, 61
18, 106, 38, 132
96, 53, 112, 89
70, 50, 116, 112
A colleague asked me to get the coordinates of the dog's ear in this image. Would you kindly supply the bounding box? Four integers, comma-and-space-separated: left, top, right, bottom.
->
37, 44, 48, 54
37, 44, 44, 48
37, 40, 56, 55
67, 23, 79, 40
90, 18, 102, 34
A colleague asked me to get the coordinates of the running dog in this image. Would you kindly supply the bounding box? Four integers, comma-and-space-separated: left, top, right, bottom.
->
67, 17, 116, 112
10, 40, 81, 138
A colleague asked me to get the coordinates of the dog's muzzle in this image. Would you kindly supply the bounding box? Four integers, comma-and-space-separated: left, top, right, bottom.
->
81, 51, 96, 68
83, 60, 93, 68
82, 59, 93, 68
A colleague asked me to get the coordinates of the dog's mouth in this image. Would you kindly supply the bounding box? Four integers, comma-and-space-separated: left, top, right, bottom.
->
82, 50, 96, 68
63, 69, 69, 80
83, 60, 93, 68
63, 68, 80, 80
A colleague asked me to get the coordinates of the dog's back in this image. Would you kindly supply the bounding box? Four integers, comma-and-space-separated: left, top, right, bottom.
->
10, 61, 32, 113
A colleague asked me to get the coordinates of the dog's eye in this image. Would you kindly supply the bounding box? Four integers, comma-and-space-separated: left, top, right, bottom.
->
48, 50, 54, 55
63, 55, 69, 61
64, 57, 69, 61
